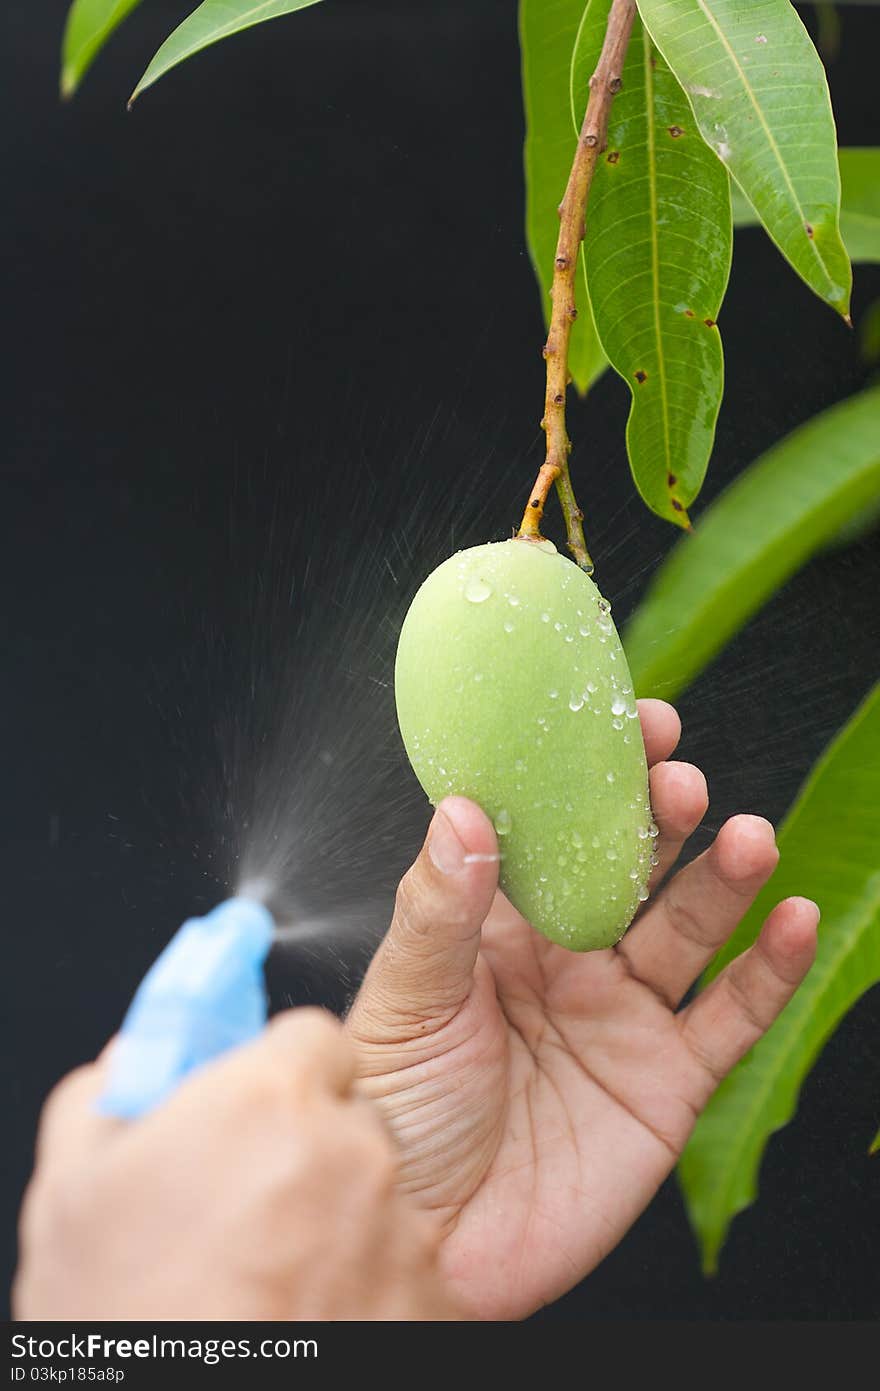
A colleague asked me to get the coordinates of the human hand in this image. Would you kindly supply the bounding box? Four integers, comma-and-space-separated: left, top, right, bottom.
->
14, 1009, 457, 1320
345, 700, 818, 1319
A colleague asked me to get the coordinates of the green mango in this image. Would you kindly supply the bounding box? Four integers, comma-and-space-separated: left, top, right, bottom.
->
394, 538, 655, 950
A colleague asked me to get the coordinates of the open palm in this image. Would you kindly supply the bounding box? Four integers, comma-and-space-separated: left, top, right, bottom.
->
346, 701, 817, 1319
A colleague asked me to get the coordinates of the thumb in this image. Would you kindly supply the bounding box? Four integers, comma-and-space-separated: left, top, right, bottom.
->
350, 797, 500, 1035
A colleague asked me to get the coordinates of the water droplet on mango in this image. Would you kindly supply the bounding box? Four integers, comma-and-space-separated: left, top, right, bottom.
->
465, 575, 493, 603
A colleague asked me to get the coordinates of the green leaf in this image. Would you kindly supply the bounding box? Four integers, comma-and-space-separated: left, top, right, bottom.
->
130, 0, 325, 104
679, 681, 880, 1273
636, 0, 852, 317
732, 148, 880, 264
520, 0, 607, 396
624, 385, 880, 700
860, 297, 880, 364
727, 177, 753, 226
838, 148, 880, 264
822, 491, 880, 551
572, 3, 731, 527
870, 1128, 880, 1157
60, 0, 143, 97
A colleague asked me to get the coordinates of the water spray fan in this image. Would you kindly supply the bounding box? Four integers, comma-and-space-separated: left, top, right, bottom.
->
99, 897, 274, 1119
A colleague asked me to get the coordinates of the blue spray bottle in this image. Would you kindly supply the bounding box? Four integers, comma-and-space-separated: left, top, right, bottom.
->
99, 897, 274, 1119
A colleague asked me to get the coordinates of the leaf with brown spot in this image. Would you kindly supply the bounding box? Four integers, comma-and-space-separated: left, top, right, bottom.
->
732, 147, 880, 266
637, 0, 851, 317
571, 1, 731, 527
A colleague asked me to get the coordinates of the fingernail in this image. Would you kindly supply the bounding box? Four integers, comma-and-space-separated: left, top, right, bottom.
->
428, 808, 467, 875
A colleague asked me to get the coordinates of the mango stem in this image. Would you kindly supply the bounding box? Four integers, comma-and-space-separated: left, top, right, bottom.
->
517, 0, 637, 573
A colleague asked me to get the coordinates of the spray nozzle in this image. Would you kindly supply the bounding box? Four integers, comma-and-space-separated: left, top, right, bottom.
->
98, 896, 275, 1120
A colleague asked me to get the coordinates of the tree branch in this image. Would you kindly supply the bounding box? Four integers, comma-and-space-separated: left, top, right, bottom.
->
517, 0, 637, 571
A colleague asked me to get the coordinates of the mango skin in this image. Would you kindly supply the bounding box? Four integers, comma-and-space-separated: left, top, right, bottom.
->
394, 538, 654, 950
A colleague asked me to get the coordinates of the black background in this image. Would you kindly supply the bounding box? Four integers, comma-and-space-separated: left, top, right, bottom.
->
3, 0, 879, 1319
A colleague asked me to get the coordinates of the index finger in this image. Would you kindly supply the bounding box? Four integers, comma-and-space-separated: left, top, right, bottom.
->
100, 1009, 356, 1168
262, 1007, 357, 1098
36, 1051, 122, 1170
155, 1006, 356, 1126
